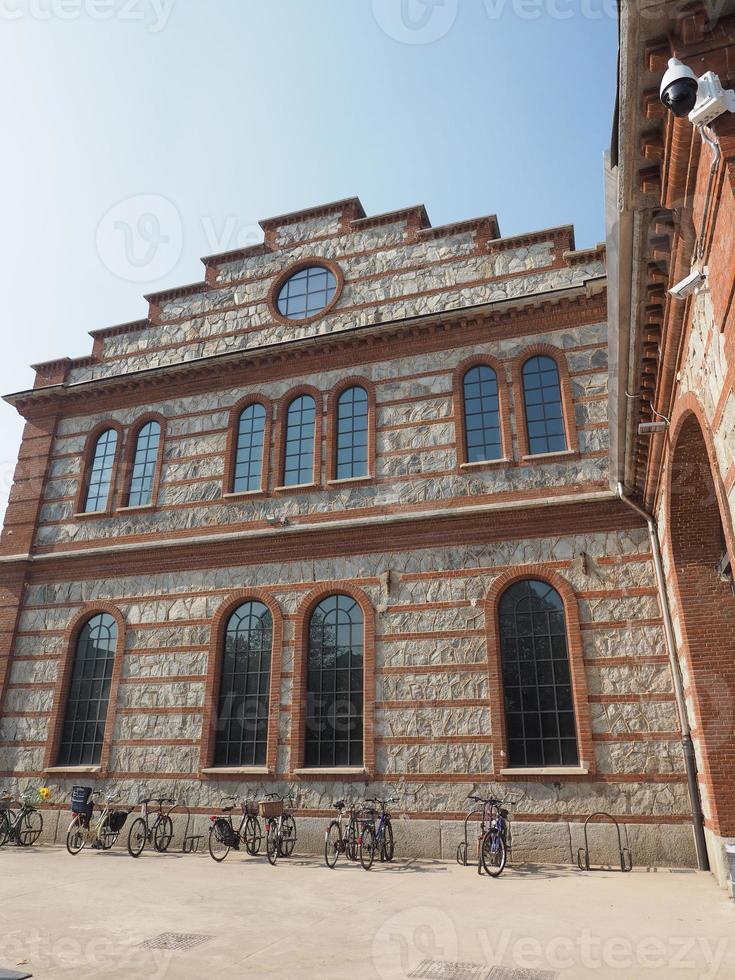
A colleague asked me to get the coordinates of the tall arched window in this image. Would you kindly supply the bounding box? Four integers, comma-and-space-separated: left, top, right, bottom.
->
463, 365, 501, 462
522, 356, 567, 455
215, 601, 272, 767
283, 394, 316, 486
83, 428, 118, 513
335, 386, 368, 479
306, 595, 363, 767
127, 420, 161, 507
232, 403, 267, 493
58, 613, 117, 766
499, 580, 578, 767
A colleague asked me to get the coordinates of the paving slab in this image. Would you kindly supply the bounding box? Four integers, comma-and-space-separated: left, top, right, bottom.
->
0, 846, 732, 979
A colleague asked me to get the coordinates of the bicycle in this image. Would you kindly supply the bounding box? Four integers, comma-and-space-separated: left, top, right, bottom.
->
0, 789, 44, 847
259, 793, 297, 866
467, 794, 514, 878
66, 791, 130, 854
127, 797, 178, 857
324, 799, 360, 869
208, 796, 262, 862
358, 797, 396, 871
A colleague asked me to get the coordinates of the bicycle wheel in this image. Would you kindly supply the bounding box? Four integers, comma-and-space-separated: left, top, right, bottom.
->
278, 814, 296, 858
153, 815, 174, 852
17, 809, 43, 846
380, 819, 395, 862
359, 824, 376, 871
346, 818, 358, 862
244, 815, 262, 856
98, 818, 118, 851
66, 817, 85, 855
324, 821, 341, 869
127, 817, 147, 858
265, 822, 279, 865
0, 811, 11, 848
480, 830, 507, 877
208, 819, 232, 862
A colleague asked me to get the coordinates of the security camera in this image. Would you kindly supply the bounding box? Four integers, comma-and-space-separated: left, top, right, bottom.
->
660, 59, 735, 125
660, 58, 699, 117
669, 267, 707, 301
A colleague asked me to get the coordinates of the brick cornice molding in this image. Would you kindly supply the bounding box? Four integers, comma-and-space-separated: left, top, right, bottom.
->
484, 565, 595, 777
199, 588, 284, 775
290, 581, 376, 777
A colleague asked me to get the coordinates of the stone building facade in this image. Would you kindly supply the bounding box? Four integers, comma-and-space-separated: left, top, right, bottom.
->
0, 195, 698, 863
609, 1, 735, 886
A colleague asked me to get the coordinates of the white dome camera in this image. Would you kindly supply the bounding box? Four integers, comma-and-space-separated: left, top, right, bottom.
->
660, 58, 699, 117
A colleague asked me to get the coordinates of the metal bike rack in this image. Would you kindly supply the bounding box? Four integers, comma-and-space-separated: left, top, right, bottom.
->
177, 804, 203, 854
576, 812, 632, 872
456, 806, 483, 867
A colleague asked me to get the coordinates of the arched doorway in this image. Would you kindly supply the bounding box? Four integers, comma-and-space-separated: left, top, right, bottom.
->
668, 413, 735, 849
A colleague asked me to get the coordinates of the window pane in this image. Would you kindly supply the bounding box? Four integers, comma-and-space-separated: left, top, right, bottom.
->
277, 265, 337, 320
283, 395, 316, 486
463, 365, 502, 463
233, 403, 267, 493
215, 601, 272, 767
522, 356, 567, 456
305, 595, 364, 768
84, 429, 118, 512
58, 614, 117, 766
127, 421, 161, 507
499, 580, 578, 768
335, 386, 369, 479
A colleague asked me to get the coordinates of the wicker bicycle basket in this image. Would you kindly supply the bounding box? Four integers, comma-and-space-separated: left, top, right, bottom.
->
242, 800, 259, 817
258, 799, 284, 819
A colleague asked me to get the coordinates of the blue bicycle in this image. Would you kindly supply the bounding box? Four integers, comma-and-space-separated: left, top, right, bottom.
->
469, 795, 513, 877
358, 797, 396, 870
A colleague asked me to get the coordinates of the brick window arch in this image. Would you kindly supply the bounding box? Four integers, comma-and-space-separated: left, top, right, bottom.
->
121, 414, 166, 508
224, 396, 272, 496
485, 567, 593, 775
76, 422, 123, 515
200, 590, 283, 773
274, 385, 323, 491
326, 377, 376, 482
453, 356, 512, 468
512, 345, 578, 459
44, 603, 126, 774
291, 583, 375, 776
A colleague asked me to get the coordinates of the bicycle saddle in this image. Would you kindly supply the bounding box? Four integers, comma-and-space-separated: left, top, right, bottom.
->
332, 800, 345, 810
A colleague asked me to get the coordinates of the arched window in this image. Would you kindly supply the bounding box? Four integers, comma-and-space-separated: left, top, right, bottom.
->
335, 386, 368, 479
463, 365, 501, 462
84, 428, 118, 512
215, 601, 272, 767
58, 613, 117, 766
306, 595, 363, 767
522, 356, 567, 455
283, 394, 316, 486
499, 580, 578, 767
232, 403, 267, 493
127, 420, 161, 507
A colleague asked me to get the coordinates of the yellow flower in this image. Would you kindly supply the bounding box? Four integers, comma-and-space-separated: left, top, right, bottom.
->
39, 787, 51, 801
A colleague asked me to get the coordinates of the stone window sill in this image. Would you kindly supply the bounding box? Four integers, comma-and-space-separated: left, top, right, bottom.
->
222, 491, 268, 501
201, 766, 272, 776
272, 483, 319, 495
499, 766, 589, 777
327, 476, 373, 486
116, 504, 154, 514
460, 459, 512, 470
72, 511, 108, 521
291, 767, 369, 778
45, 765, 101, 775
520, 450, 578, 463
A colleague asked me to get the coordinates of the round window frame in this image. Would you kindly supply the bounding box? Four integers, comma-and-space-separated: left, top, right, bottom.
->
268, 258, 344, 326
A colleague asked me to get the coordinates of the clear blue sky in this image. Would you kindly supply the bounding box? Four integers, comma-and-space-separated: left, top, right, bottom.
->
0, 0, 617, 519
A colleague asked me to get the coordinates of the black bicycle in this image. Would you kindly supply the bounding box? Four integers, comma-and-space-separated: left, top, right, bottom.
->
208, 797, 262, 862
127, 797, 178, 858
259, 793, 297, 865
324, 800, 360, 869
468, 795, 513, 877
358, 797, 396, 871
0, 790, 44, 847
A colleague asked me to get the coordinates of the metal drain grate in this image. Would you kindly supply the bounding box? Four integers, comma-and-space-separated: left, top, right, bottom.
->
139, 933, 212, 952
409, 963, 557, 980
